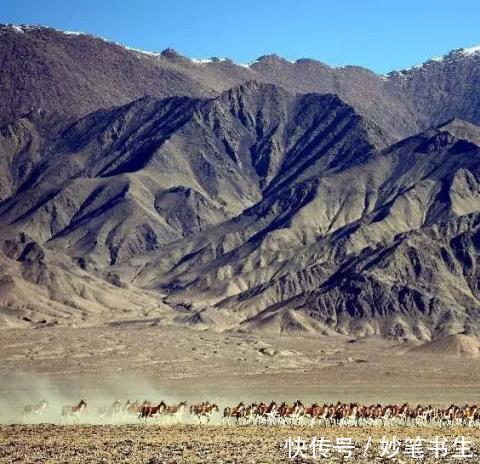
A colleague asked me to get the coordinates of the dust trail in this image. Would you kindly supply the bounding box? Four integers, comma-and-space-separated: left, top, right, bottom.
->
1, 373, 172, 424
0, 372, 244, 425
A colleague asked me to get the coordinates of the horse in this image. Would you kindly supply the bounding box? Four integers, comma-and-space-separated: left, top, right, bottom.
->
139, 401, 166, 422
278, 400, 304, 426
23, 399, 48, 422
123, 400, 146, 420
98, 400, 123, 422
302, 403, 322, 427
190, 402, 219, 424
242, 403, 258, 425
222, 402, 245, 425
262, 401, 278, 426
164, 401, 188, 424
61, 399, 87, 423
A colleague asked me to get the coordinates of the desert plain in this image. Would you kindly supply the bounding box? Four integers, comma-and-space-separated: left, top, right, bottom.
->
1, 326, 480, 463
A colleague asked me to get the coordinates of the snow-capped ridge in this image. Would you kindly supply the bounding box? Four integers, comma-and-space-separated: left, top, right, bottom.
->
0, 24, 40, 33
0, 24, 162, 57
460, 45, 480, 56
2, 24, 479, 78
386, 44, 480, 78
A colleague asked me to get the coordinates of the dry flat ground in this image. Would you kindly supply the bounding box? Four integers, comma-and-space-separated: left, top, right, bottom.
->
1, 326, 480, 463
2, 425, 480, 463
1, 326, 480, 412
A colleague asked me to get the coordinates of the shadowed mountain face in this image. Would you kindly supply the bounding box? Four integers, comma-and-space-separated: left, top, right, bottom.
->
0, 82, 385, 264
1, 25, 480, 339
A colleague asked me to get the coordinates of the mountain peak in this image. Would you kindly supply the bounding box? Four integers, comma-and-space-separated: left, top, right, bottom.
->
250, 54, 293, 66
160, 47, 183, 59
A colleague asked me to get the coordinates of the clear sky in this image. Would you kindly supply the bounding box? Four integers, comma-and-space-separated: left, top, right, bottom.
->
2, 0, 479, 74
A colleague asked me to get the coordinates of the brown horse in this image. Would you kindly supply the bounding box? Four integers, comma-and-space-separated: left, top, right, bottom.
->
278, 400, 304, 425
190, 402, 219, 424
139, 401, 166, 421
242, 403, 258, 425
164, 402, 188, 424
202, 403, 219, 423
61, 399, 87, 423
302, 403, 322, 427
223, 402, 245, 425
260, 401, 278, 425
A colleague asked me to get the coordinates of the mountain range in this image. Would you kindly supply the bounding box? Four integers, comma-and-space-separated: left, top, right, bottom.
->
1, 24, 480, 340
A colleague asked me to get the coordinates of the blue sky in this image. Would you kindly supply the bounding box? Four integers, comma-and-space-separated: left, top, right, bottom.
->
2, 0, 479, 73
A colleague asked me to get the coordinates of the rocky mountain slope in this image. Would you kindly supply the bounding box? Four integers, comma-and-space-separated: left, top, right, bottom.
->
1, 24, 480, 339
2, 25, 480, 140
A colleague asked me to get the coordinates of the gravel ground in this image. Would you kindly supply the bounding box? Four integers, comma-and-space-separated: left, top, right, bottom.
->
2, 425, 480, 463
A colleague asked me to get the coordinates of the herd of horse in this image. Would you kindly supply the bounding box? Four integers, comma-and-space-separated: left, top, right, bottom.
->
21, 399, 480, 427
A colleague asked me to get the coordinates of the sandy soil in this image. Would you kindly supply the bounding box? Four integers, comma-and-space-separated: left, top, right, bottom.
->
2, 424, 480, 463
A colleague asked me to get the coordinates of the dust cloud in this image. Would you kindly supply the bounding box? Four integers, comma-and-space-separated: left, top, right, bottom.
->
0, 373, 228, 425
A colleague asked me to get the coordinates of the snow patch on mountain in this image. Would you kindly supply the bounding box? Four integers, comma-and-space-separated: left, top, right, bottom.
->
461, 45, 480, 55
122, 46, 160, 57
10, 25, 24, 33
63, 31, 84, 36
190, 57, 227, 65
